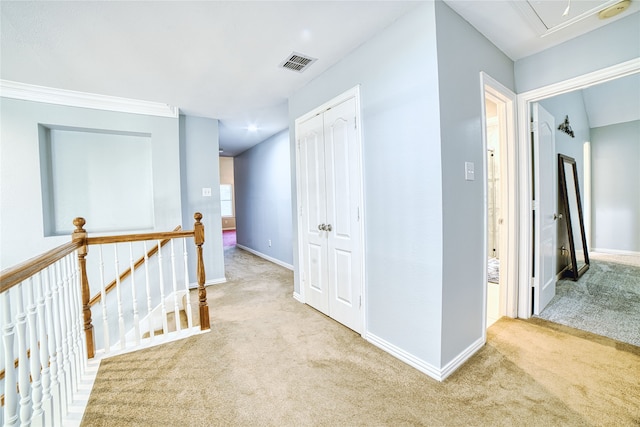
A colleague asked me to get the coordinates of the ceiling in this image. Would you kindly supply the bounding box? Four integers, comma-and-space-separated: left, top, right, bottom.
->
1, 1, 637, 156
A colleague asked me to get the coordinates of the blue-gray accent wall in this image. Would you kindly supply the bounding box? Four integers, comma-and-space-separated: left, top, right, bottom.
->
234, 129, 293, 266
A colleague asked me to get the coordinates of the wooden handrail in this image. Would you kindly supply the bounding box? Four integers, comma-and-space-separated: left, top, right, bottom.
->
86, 230, 194, 246
1, 213, 209, 366
88, 225, 182, 307
0, 241, 82, 293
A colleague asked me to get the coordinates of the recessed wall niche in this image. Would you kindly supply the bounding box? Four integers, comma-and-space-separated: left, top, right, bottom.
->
39, 125, 155, 236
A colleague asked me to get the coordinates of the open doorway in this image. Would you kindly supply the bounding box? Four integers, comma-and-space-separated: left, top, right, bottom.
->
517, 62, 640, 346
516, 59, 640, 329
220, 156, 236, 248
481, 73, 518, 331
484, 98, 504, 327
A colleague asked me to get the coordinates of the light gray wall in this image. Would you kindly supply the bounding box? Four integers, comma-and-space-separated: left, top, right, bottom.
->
434, 1, 515, 365
0, 96, 181, 270
591, 120, 640, 253
540, 91, 591, 273
515, 12, 640, 93
234, 129, 293, 266
179, 115, 225, 283
289, 2, 444, 367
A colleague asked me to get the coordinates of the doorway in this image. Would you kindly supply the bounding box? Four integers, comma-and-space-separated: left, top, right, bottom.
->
481, 73, 518, 331
515, 58, 640, 319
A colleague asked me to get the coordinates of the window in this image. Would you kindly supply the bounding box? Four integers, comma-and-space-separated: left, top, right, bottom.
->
220, 184, 233, 217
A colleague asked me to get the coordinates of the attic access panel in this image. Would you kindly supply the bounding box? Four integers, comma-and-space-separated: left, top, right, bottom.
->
526, 0, 616, 30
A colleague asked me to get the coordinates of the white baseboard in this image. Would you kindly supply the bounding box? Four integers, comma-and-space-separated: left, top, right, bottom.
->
365, 332, 484, 382
591, 248, 640, 257
293, 292, 304, 303
365, 332, 443, 381
236, 244, 294, 270
439, 336, 484, 381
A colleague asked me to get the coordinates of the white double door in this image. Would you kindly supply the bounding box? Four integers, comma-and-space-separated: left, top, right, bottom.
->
297, 96, 363, 333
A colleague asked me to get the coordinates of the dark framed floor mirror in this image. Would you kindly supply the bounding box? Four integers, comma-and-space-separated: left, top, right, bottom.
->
558, 154, 590, 280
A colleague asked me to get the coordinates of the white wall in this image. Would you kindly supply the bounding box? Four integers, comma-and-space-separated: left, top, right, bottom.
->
234, 130, 293, 266
0, 97, 181, 270
515, 12, 640, 92
179, 115, 225, 284
591, 120, 640, 253
540, 91, 592, 273
289, 2, 445, 368
434, 1, 515, 366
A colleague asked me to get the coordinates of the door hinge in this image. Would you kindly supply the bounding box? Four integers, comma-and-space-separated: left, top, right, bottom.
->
359, 295, 362, 308
530, 121, 537, 132
354, 117, 357, 130
357, 206, 360, 221
531, 200, 537, 210
297, 139, 300, 150
530, 277, 535, 287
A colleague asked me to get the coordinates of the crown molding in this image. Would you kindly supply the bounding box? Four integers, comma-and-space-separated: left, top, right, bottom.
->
0, 80, 178, 118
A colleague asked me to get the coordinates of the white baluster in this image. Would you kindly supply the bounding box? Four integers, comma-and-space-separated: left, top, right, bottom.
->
62, 256, 78, 396
157, 241, 168, 335
57, 259, 73, 407
2, 290, 19, 426
36, 270, 53, 426
68, 255, 83, 387
98, 246, 110, 353
44, 266, 60, 426
15, 283, 32, 425
143, 242, 154, 340
50, 263, 66, 421
182, 238, 193, 329
129, 243, 141, 345
114, 245, 126, 349
26, 276, 44, 425
170, 239, 181, 332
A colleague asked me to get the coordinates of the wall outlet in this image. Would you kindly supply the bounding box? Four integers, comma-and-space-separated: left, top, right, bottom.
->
268, 239, 272, 247
202, 187, 212, 197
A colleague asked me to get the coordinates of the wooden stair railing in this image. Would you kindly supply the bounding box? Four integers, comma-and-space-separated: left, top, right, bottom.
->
77, 212, 210, 359
88, 225, 182, 307
0, 212, 210, 424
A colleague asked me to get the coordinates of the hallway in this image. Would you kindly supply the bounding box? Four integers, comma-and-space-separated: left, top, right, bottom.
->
80, 247, 640, 426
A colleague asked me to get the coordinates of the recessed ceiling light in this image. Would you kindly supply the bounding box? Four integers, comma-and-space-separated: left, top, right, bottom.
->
247, 124, 258, 132
219, 148, 224, 153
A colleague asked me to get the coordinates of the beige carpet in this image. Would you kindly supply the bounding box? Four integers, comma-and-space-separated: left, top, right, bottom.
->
81, 247, 640, 426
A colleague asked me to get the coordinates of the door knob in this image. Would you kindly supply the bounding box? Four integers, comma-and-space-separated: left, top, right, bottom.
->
553, 213, 563, 220
326, 224, 332, 232
318, 224, 326, 231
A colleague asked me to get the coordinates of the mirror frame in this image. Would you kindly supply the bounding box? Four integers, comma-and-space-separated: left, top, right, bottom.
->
558, 154, 590, 280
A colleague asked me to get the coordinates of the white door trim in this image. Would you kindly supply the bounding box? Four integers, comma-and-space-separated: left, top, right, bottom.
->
480, 72, 519, 333
515, 58, 640, 318
293, 85, 367, 335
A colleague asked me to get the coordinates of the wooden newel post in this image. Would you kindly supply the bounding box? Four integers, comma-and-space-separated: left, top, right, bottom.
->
194, 212, 210, 330
72, 217, 95, 359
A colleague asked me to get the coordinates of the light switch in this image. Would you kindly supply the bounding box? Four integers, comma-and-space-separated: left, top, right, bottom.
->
465, 162, 475, 181
202, 187, 212, 197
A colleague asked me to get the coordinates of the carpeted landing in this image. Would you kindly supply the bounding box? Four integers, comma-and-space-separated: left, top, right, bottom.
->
538, 252, 640, 347
81, 247, 640, 426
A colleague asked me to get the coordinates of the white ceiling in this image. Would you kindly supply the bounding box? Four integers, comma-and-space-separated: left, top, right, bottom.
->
1, 1, 637, 156
443, 0, 640, 60
582, 73, 640, 128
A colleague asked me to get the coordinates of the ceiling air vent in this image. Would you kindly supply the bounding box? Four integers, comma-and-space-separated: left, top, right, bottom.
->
279, 52, 317, 73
